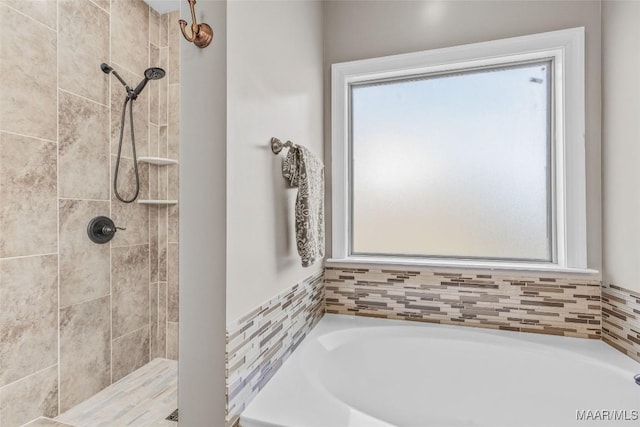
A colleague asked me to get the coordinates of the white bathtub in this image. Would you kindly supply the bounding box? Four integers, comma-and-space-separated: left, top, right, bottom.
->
241, 314, 640, 427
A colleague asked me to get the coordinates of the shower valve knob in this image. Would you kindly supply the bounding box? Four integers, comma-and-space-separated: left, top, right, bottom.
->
87, 216, 123, 244
100, 225, 126, 235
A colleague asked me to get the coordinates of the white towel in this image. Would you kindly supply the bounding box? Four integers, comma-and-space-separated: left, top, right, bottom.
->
282, 145, 324, 267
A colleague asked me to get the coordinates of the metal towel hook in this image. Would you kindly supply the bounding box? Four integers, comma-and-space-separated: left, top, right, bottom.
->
178, 0, 213, 48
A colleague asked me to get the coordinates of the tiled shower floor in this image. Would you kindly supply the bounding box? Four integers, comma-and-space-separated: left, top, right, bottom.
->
26, 358, 178, 427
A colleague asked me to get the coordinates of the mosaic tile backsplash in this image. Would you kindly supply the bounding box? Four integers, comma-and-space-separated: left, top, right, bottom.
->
325, 265, 602, 339
225, 266, 640, 424
225, 271, 324, 427
602, 283, 640, 363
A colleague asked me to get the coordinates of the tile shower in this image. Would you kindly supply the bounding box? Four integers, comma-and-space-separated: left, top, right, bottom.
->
0, 1, 179, 425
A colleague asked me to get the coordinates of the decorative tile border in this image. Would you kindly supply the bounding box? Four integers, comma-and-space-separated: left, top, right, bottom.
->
226, 266, 640, 425
325, 266, 602, 339
225, 270, 324, 427
602, 283, 640, 363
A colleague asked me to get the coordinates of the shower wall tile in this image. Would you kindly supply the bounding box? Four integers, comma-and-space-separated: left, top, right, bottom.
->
0, 133, 57, 258
0, 5, 57, 141
159, 49, 168, 126
150, 45, 160, 125
150, 9, 160, 47
157, 282, 167, 358
58, 0, 109, 105
168, 205, 179, 243
0, 255, 58, 386
138, 160, 150, 197
88, 0, 109, 12
226, 271, 325, 427
166, 321, 179, 360
324, 266, 602, 339
3, 0, 57, 30
111, 157, 150, 247
168, 11, 180, 85
59, 295, 111, 413
150, 206, 159, 283
112, 326, 150, 382
160, 13, 169, 47
149, 164, 159, 201
159, 125, 168, 157
168, 166, 179, 200
150, 123, 160, 157
158, 207, 168, 281
0, 365, 58, 427
150, 164, 159, 200
111, 0, 149, 75
110, 199, 150, 245
168, 84, 180, 158
168, 243, 179, 322
159, 164, 168, 201
149, 125, 159, 201
602, 284, 640, 363
59, 200, 110, 308
146, 13, 180, 365
111, 244, 150, 339
149, 283, 159, 357
109, 65, 149, 158
58, 91, 110, 200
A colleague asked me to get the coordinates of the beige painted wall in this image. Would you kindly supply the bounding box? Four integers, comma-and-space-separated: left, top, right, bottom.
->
226, 0, 324, 322
323, 0, 603, 271
603, 1, 640, 292
179, 0, 228, 424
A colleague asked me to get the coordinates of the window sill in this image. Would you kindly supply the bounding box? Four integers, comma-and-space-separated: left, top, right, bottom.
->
325, 257, 600, 278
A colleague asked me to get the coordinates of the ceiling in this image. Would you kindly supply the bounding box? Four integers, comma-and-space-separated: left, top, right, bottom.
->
143, 0, 180, 14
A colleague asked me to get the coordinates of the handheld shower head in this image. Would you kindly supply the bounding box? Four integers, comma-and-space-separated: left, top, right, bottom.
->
132, 67, 166, 97
145, 67, 166, 80
100, 62, 129, 90
106, 63, 165, 204
101, 63, 165, 99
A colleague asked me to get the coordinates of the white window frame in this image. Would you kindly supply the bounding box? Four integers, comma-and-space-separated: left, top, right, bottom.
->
330, 28, 589, 272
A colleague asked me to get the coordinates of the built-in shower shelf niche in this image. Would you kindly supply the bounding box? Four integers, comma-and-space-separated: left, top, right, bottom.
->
137, 200, 178, 205
138, 156, 179, 166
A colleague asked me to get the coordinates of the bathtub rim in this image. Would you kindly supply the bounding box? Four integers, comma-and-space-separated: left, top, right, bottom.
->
241, 313, 640, 427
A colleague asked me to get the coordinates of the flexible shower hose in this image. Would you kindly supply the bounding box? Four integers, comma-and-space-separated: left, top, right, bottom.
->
113, 96, 140, 203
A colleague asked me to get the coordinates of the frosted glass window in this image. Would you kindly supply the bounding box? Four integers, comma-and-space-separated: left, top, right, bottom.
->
350, 61, 552, 261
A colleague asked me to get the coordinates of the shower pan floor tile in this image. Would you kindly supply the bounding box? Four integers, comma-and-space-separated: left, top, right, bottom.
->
54, 358, 177, 427
23, 418, 75, 427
